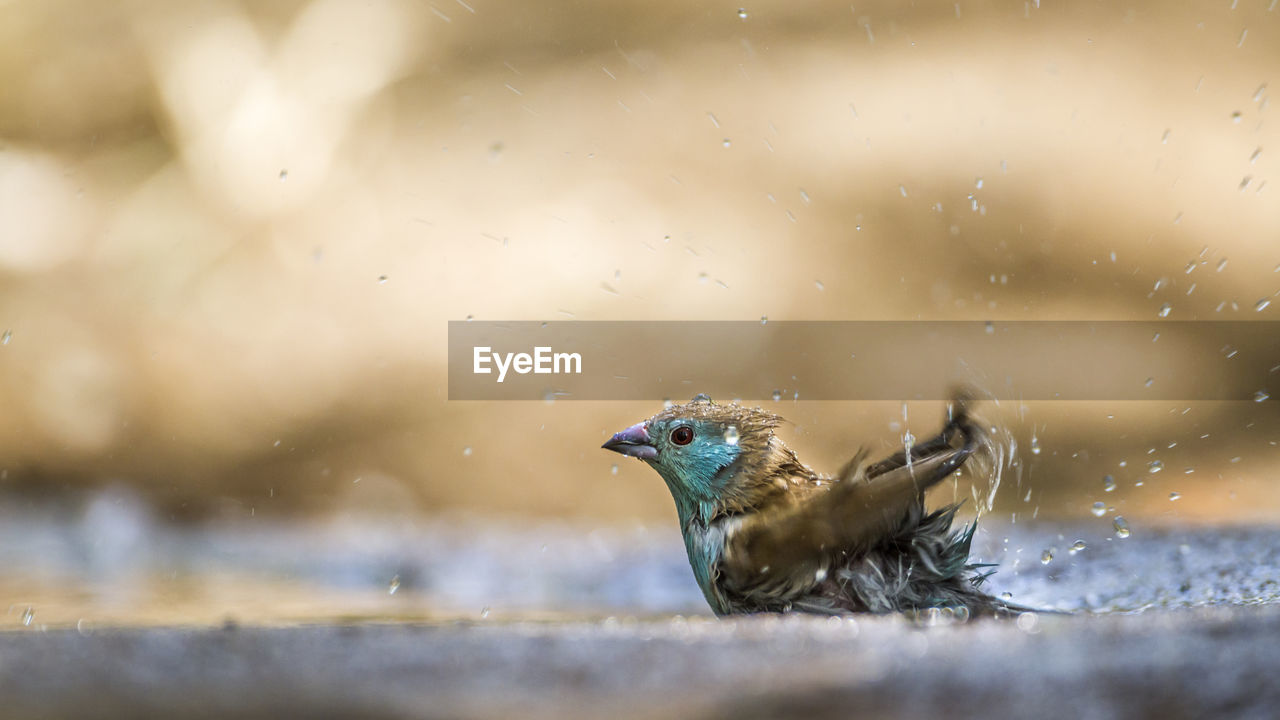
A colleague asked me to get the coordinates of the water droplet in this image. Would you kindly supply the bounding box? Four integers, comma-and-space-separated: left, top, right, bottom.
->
1256, 390, 1270, 402
1145, 377, 1155, 388
610, 464, 619, 475
1157, 303, 1172, 318
21, 607, 33, 626
1232, 111, 1243, 123
1169, 491, 1181, 501
663, 398, 674, 409
814, 280, 825, 291
985, 320, 995, 335
1113, 516, 1130, 538
737, 7, 748, 19
1016, 612, 1039, 632
1030, 432, 1041, 455
724, 426, 740, 445
1070, 540, 1087, 554
480, 606, 491, 618
1000, 591, 1013, 601
1, 329, 10, 345
1216, 258, 1228, 272
1091, 501, 1107, 517
388, 575, 401, 595
760, 315, 768, 324
1257, 298, 1271, 312
899, 184, 908, 197
1040, 549, 1054, 565
1102, 475, 1116, 492
1148, 460, 1163, 473
377, 275, 388, 284
771, 389, 782, 402
1161, 129, 1171, 144
462, 446, 473, 457
975, 177, 984, 189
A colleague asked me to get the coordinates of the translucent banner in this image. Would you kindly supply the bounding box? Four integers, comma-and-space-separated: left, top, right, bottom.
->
448, 321, 1280, 401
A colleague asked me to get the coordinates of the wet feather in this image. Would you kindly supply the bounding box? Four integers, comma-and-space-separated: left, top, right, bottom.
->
602, 391, 1039, 618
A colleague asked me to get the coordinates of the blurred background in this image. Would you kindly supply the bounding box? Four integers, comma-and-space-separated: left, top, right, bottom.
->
0, 0, 1277, 626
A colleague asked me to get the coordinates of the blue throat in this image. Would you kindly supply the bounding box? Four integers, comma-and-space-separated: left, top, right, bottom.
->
649, 443, 745, 615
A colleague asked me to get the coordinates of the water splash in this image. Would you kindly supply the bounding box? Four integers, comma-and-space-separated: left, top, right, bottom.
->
1113, 516, 1131, 538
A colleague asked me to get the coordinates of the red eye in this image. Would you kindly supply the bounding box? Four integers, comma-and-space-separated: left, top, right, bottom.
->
670, 426, 694, 445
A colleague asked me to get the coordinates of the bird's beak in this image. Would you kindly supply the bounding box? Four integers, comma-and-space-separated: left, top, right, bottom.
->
602, 422, 658, 460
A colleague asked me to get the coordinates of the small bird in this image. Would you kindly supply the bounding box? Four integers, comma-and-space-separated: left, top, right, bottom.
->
602, 392, 1029, 618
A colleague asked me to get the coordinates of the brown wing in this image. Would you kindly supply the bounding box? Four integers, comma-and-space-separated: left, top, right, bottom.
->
718, 446, 971, 600
718, 396, 982, 602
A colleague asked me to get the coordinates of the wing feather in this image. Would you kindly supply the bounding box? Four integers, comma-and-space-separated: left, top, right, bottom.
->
718, 400, 981, 602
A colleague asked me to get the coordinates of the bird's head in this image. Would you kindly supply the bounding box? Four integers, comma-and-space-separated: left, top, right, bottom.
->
602, 394, 786, 521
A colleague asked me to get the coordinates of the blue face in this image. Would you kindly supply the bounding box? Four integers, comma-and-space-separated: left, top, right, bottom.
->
604, 414, 743, 502
646, 416, 742, 489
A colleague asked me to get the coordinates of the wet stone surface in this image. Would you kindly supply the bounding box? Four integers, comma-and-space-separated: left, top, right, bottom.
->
1, 521, 1279, 718
3, 605, 1280, 719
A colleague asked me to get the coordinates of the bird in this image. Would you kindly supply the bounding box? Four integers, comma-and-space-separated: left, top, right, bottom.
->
601, 392, 1034, 618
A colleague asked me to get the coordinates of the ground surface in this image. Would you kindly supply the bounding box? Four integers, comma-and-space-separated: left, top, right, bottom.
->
3, 517, 1280, 718
4, 606, 1280, 720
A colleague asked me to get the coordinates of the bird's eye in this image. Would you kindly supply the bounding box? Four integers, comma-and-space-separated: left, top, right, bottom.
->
670, 426, 694, 445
